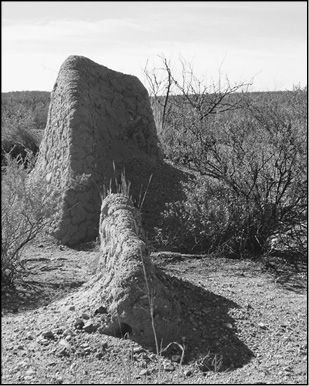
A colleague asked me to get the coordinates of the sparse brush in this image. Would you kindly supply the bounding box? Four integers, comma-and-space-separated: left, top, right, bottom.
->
1, 151, 60, 286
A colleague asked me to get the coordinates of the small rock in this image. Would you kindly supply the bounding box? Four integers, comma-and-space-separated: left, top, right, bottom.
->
42, 330, 55, 339
17, 344, 24, 350
38, 338, 50, 346
63, 328, 74, 337
69, 306, 76, 311
81, 313, 90, 320
74, 319, 84, 330
133, 346, 144, 354
83, 322, 98, 333
163, 364, 175, 371
26, 333, 35, 340
258, 322, 267, 329
139, 369, 150, 376
223, 323, 233, 329
59, 339, 71, 349
94, 306, 108, 315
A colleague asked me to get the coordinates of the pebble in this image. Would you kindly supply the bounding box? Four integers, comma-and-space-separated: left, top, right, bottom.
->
59, 339, 71, 349
258, 322, 267, 329
163, 363, 175, 371
42, 330, 55, 339
83, 321, 99, 333
94, 306, 108, 315
26, 333, 34, 340
63, 328, 74, 336
38, 338, 50, 346
133, 346, 145, 354
74, 319, 84, 329
139, 369, 151, 376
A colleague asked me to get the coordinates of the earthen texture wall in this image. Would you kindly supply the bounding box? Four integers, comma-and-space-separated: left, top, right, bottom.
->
32, 55, 162, 245
95, 193, 183, 347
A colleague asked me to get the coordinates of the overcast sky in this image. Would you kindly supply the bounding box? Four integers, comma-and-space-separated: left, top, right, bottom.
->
2, 1, 307, 92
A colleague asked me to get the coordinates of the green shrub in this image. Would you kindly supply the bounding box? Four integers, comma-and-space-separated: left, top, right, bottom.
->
1, 151, 58, 286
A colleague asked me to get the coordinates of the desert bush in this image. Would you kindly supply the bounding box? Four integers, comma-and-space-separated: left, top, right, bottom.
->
1, 151, 59, 286
1, 105, 41, 165
1, 91, 49, 165
146, 58, 307, 260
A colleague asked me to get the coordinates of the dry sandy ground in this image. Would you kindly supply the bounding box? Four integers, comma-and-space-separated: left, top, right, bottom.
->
1, 235, 307, 385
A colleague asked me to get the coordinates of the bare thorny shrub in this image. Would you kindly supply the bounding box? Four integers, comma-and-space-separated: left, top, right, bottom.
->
1, 102, 42, 164
1, 151, 60, 286
145, 56, 307, 264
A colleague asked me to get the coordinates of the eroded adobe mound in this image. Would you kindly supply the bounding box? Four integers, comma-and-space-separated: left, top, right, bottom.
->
55, 193, 254, 367
32, 55, 162, 245
78, 193, 183, 348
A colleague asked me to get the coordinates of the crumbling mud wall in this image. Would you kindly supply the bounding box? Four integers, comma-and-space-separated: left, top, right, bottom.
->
31, 55, 162, 245
34, 192, 254, 366
89, 193, 183, 347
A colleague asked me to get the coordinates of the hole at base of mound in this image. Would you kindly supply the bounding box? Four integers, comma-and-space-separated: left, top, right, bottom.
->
114, 322, 132, 338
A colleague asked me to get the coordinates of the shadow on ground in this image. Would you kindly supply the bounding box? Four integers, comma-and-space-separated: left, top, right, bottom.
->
135, 268, 254, 371
1, 279, 85, 315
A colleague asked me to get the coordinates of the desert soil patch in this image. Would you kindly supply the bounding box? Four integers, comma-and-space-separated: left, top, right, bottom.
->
1, 236, 307, 384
